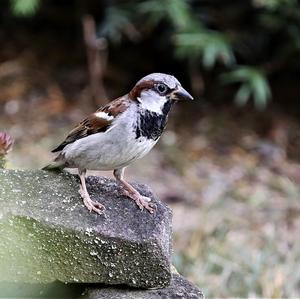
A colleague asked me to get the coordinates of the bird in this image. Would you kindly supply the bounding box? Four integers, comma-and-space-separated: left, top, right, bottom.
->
43, 73, 193, 215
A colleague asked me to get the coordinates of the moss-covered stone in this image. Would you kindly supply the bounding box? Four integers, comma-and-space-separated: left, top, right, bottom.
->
0, 169, 172, 288
0, 281, 84, 298
81, 274, 204, 299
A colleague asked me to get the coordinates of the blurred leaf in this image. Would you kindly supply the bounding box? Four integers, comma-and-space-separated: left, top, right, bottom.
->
175, 31, 235, 69
235, 84, 252, 107
10, 0, 40, 17
99, 6, 131, 43
253, 0, 298, 9
221, 66, 271, 109
139, 0, 192, 30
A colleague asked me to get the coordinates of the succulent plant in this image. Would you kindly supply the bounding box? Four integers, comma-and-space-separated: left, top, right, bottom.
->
0, 132, 14, 168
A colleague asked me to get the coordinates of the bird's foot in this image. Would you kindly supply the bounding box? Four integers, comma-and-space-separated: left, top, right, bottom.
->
79, 188, 105, 215
122, 189, 156, 214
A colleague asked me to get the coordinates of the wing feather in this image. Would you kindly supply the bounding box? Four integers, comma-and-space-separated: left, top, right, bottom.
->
52, 96, 130, 152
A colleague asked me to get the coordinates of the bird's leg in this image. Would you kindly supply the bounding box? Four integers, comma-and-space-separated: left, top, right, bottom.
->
78, 169, 105, 215
113, 168, 156, 214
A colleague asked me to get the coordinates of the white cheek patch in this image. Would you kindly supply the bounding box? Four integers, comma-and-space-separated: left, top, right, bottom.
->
94, 111, 114, 121
139, 91, 167, 113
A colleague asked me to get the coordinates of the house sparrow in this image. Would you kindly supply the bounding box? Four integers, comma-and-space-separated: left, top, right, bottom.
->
44, 73, 193, 214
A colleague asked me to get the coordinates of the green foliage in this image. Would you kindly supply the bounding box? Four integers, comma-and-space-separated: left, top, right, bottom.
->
221, 67, 271, 110
10, 0, 40, 17
253, 0, 298, 9
99, 6, 134, 43
138, 0, 191, 30
139, 0, 235, 69
99, 0, 272, 108
175, 31, 235, 69
9, 0, 300, 109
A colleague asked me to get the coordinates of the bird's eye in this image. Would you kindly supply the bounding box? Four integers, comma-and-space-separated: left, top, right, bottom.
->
155, 83, 168, 95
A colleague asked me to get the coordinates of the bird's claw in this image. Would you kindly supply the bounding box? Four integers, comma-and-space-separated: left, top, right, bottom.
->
135, 196, 157, 214
79, 188, 105, 215
122, 190, 156, 214
83, 198, 106, 215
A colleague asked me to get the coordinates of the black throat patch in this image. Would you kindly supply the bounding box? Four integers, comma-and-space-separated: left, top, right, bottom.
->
135, 100, 174, 140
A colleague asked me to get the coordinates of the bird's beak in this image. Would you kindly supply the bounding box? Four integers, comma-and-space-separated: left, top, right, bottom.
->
170, 86, 194, 101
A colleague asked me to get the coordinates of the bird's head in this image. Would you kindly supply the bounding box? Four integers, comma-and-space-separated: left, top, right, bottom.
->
129, 73, 193, 113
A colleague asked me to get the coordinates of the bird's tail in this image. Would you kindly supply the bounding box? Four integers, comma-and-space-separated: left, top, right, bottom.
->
42, 155, 65, 172
42, 161, 65, 172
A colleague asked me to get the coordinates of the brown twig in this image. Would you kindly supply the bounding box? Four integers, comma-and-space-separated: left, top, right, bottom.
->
82, 14, 108, 106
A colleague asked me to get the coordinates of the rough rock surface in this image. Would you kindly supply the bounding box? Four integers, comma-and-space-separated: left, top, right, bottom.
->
0, 169, 172, 288
81, 274, 204, 299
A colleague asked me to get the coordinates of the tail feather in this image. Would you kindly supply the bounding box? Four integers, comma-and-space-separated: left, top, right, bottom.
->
42, 161, 65, 172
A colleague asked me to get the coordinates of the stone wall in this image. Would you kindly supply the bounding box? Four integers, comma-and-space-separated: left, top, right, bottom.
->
0, 169, 203, 298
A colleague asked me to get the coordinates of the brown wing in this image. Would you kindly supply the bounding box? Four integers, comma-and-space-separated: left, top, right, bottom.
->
52, 96, 130, 152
